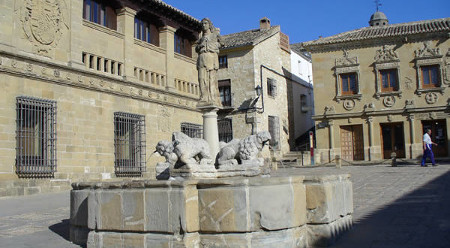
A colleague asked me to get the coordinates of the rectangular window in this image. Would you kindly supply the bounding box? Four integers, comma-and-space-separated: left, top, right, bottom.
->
16, 97, 57, 177
83, 0, 117, 30
134, 17, 155, 44
219, 55, 228, 69
218, 80, 231, 107
181, 122, 202, 138
380, 69, 399, 92
174, 33, 192, 57
340, 73, 358, 95
268, 116, 280, 150
267, 78, 277, 97
218, 119, 233, 143
300, 94, 308, 112
421, 65, 440, 88
114, 112, 146, 177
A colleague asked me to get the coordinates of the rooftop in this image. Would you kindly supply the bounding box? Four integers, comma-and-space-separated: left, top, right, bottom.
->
221, 26, 280, 49
303, 17, 450, 48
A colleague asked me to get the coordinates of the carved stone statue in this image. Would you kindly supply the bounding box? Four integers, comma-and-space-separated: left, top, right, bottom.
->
155, 140, 178, 165
172, 132, 212, 166
196, 18, 222, 106
217, 131, 272, 166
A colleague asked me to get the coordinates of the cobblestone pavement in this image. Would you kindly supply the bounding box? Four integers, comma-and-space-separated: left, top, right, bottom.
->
0, 163, 449, 248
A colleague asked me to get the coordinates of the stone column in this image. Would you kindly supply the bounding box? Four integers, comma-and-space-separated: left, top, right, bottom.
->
328, 120, 335, 162
408, 114, 415, 159
200, 107, 220, 159
160, 26, 177, 92
117, 7, 136, 80
367, 117, 373, 161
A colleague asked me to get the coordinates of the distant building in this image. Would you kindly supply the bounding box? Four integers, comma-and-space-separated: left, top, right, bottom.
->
0, 0, 203, 197
289, 44, 315, 150
303, 13, 450, 163
217, 17, 292, 157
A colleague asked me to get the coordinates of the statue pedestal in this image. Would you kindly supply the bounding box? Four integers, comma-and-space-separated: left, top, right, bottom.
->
198, 104, 221, 160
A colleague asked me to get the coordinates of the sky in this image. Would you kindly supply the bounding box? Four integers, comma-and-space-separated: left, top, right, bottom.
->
163, 0, 449, 44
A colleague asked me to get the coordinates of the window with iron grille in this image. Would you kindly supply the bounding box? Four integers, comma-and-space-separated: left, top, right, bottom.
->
218, 118, 233, 143
114, 112, 146, 177
181, 122, 202, 138
16, 96, 57, 177
268, 116, 280, 150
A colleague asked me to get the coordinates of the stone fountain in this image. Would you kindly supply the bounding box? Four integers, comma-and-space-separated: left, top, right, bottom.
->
69, 18, 353, 248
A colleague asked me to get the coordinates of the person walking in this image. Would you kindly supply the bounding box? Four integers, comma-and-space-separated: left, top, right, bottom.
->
421, 129, 438, 167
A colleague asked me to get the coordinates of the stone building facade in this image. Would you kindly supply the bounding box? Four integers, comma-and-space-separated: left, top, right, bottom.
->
303, 14, 450, 164
0, 0, 204, 197
217, 18, 292, 158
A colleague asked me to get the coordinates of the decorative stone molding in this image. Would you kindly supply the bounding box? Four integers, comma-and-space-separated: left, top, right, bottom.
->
364, 103, 375, 112
405, 99, 415, 109
324, 106, 335, 115
387, 114, 393, 122
366, 116, 373, 123
425, 92, 438, 104
82, 20, 124, 39
407, 114, 415, 121
383, 96, 395, 107
374, 45, 399, 63
404, 77, 413, 90
429, 112, 437, 119
414, 41, 441, 58
374, 60, 402, 99
343, 99, 355, 111
336, 50, 358, 67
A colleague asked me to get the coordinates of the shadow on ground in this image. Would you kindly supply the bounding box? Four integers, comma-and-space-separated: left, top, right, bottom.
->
331, 171, 450, 248
49, 219, 71, 242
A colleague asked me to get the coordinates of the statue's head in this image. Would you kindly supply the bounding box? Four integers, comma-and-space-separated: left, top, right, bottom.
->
201, 18, 215, 33
155, 140, 173, 155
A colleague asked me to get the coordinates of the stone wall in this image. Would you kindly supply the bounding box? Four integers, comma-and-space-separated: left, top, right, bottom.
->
70, 174, 353, 247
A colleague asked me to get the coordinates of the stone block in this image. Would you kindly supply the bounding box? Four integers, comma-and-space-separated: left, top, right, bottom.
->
96, 191, 124, 231
70, 189, 90, 227
24, 186, 41, 195
305, 175, 352, 224
69, 226, 89, 246
307, 215, 353, 247
122, 190, 145, 231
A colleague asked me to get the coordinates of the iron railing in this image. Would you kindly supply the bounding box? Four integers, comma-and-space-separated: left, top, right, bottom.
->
16, 96, 57, 178
114, 112, 146, 177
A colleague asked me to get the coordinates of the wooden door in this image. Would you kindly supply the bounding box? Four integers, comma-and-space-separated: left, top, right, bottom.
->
422, 120, 448, 157
381, 123, 405, 159
340, 125, 364, 161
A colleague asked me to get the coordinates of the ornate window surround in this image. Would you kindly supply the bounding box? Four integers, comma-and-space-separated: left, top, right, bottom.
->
334, 50, 361, 102
414, 42, 445, 95
374, 45, 402, 99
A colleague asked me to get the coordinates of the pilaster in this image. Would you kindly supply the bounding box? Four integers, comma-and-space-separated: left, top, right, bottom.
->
117, 7, 137, 80
160, 26, 177, 92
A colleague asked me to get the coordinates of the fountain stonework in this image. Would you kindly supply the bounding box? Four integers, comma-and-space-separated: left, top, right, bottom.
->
70, 18, 353, 247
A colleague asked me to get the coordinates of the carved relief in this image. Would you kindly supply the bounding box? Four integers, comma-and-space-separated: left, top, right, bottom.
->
414, 41, 441, 58
387, 115, 393, 122
405, 99, 414, 109
54, 69, 60, 77
343, 99, 355, 111
26, 63, 33, 72
19, 0, 69, 55
444, 63, 450, 85
157, 105, 172, 132
383, 96, 395, 107
374, 45, 399, 63
324, 106, 335, 115
429, 112, 437, 120
364, 103, 375, 112
425, 92, 438, 104
404, 77, 413, 90
335, 50, 358, 67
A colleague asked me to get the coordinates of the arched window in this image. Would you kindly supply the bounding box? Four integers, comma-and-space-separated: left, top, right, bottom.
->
83, 0, 118, 30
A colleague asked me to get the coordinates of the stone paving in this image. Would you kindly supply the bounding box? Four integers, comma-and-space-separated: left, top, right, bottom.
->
0, 162, 449, 248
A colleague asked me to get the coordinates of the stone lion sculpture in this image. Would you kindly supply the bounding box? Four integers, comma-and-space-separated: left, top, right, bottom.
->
155, 140, 178, 165
217, 131, 271, 165
172, 132, 212, 166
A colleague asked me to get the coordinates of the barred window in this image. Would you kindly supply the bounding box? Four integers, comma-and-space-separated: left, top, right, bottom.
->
114, 112, 146, 177
16, 96, 57, 177
218, 118, 233, 143
181, 122, 202, 138
268, 116, 280, 150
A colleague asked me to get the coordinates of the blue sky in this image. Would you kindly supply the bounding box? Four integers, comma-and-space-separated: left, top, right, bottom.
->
163, 0, 449, 44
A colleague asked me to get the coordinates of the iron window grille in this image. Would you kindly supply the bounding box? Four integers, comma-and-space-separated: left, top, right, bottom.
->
218, 118, 233, 143
114, 112, 146, 177
16, 96, 57, 178
181, 122, 203, 138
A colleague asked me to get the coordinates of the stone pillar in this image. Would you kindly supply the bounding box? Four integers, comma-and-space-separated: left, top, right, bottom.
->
200, 107, 220, 159
328, 120, 335, 162
408, 114, 415, 159
117, 7, 136, 80
367, 117, 373, 161
160, 26, 177, 92
68, 0, 85, 69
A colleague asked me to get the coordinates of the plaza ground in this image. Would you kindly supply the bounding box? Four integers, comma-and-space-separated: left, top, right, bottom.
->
1, 162, 449, 248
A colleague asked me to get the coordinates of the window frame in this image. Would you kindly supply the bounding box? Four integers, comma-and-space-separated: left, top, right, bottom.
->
267, 78, 277, 97
181, 122, 203, 138
219, 55, 228, 69
16, 96, 57, 177
413, 42, 446, 96
83, 0, 117, 30
218, 79, 232, 107
334, 54, 361, 102
114, 112, 146, 177
218, 118, 233, 143
420, 65, 440, 89
339, 72, 358, 96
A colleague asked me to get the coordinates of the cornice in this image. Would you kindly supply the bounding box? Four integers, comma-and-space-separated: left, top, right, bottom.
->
82, 20, 124, 39
0, 50, 200, 112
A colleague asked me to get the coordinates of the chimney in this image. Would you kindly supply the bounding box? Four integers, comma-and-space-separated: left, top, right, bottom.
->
260, 17, 271, 30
